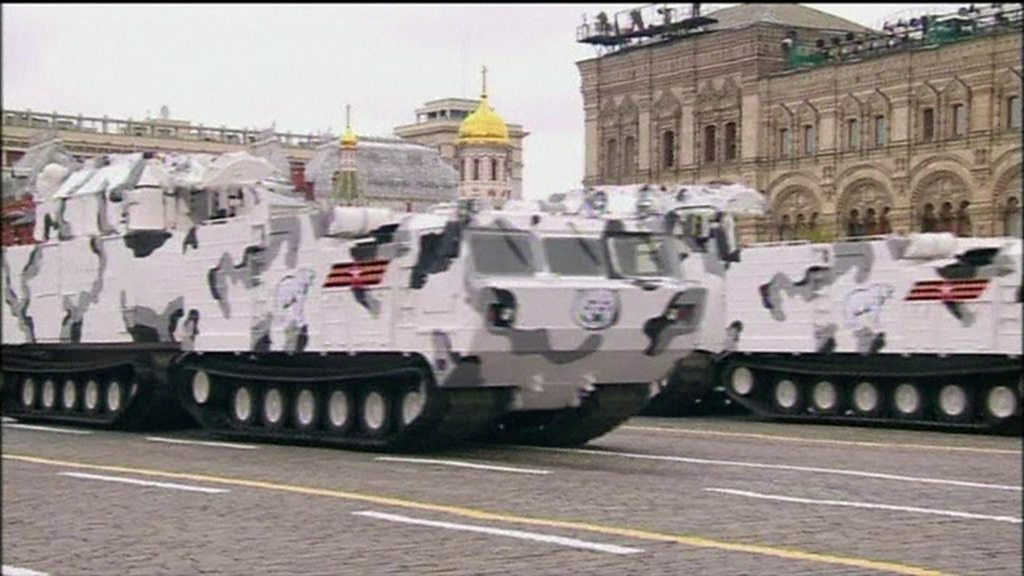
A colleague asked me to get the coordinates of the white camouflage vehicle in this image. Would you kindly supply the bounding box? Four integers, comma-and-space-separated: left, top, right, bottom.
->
1, 152, 706, 450
548, 184, 1023, 433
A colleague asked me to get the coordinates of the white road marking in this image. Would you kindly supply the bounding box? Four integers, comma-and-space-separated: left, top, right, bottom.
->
3, 566, 50, 576
525, 446, 1022, 492
58, 472, 229, 494
1, 416, 17, 423
146, 436, 258, 450
3, 423, 92, 435
375, 456, 550, 475
620, 425, 1022, 455
353, 510, 643, 555
706, 487, 1023, 524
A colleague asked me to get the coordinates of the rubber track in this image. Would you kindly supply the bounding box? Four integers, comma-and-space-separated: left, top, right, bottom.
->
174, 355, 512, 452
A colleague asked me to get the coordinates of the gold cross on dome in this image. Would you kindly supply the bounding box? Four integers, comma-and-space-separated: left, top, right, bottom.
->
481, 65, 488, 97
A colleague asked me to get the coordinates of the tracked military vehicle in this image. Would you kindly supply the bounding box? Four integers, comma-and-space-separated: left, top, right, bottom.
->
554, 184, 1022, 433
1, 151, 705, 449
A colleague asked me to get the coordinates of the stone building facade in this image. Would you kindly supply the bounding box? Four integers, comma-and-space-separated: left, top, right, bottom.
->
578, 3, 1023, 241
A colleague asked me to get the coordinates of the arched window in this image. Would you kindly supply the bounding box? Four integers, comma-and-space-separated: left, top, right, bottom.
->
951, 103, 968, 138
778, 128, 791, 158
1003, 197, 1022, 236
703, 125, 716, 163
803, 124, 816, 156
921, 203, 938, 232
623, 136, 636, 176
605, 139, 618, 179
724, 122, 737, 161
847, 209, 862, 237
779, 214, 793, 241
938, 201, 955, 232
922, 107, 935, 142
662, 130, 676, 169
472, 159, 480, 181
1008, 95, 1022, 130
846, 118, 860, 150
954, 200, 972, 237
491, 159, 499, 182
873, 115, 888, 147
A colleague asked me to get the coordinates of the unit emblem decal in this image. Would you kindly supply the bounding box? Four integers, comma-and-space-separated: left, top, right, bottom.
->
572, 288, 619, 331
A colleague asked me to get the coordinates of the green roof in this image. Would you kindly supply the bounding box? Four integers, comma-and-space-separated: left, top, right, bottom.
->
706, 4, 873, 33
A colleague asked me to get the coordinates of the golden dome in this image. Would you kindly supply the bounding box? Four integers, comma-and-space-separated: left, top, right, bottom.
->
341, 104, 357, 148
458, 66, 509, 145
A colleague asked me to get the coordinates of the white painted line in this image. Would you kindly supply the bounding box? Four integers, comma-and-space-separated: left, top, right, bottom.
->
353, 510, 643, 555
3, 423, 92, 435
3, 565, 50, 576
620, 425, 1022, 456
1, 416, 18, 423
58, 472, 229, 494
146, 436, 258, 450
375, 456, 550, 475
706, 487, 1023, 524
525, 446, 1022, 492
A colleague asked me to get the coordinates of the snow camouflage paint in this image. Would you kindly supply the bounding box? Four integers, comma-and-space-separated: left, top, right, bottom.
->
1, 151, 704, 414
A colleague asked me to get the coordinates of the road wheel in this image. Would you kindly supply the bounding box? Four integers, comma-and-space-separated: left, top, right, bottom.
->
892, 382, 925, 419
293, 388, 318, 431
261, 386, 287, 429
851, 381, 882, 416
62, 379, 79, 411
936, 384, 973, 423
20, 377, 37, 410
83, 379, 102, 414
771, 376, 803, 414
41, 378, 58, 411
191, 370, 212, 405
360, 385, 392, 438
727, 365, 755, 396
810, 379, 841, 414
231, 385, 255, 425
325, 387, 354, 435
983, 384, 1020, 423
398, 384, 427, 429
105, 379, 126, 414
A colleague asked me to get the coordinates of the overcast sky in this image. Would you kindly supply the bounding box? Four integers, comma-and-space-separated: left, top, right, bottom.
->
3, 3, 966, 198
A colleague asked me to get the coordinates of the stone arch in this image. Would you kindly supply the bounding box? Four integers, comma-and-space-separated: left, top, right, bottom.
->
837, 178, 894, 237
942, 77, 971, 102
618, 96, 639, 124
912, 170, 971, 234
720, 77, 742, 107
908, 155, 974, 203
653, 90, 681, 119
840, 93, 863, 118
771, 185, 822, 241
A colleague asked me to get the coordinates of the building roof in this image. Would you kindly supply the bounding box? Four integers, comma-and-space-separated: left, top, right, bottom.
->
706, 3, 872, 33
303, 138, 458, 203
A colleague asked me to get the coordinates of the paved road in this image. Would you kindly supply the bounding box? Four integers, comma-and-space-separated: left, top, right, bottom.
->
2, 415, 1020, 576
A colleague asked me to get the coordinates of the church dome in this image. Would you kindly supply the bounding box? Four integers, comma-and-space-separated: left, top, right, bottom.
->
458, 68, 509, 145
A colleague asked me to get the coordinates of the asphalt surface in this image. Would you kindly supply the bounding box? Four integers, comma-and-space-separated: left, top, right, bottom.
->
2, 415, 1021, 576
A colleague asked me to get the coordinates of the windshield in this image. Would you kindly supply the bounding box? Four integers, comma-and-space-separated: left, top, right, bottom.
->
607, 234, 678, 278
470, 232, 537, 276
543, 236, 607, 276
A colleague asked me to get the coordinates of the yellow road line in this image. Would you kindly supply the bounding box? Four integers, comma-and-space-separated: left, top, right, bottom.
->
5, 453, 945, 576
621, 425, 1021, 455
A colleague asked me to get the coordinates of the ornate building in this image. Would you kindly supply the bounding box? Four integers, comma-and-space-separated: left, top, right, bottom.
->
577, 3, 1023, 241
393, 68, 528, 203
